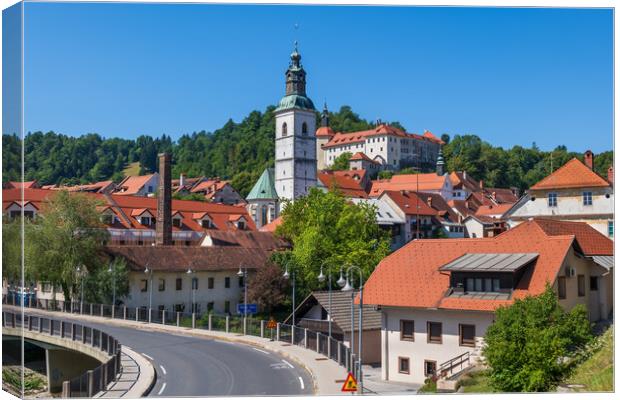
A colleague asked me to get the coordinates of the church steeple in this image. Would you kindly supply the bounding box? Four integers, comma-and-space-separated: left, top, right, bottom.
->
285, 41, 307, 96
321, 103, 330, 127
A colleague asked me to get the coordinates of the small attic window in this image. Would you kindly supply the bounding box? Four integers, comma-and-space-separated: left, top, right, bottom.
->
172, 217, 182, 228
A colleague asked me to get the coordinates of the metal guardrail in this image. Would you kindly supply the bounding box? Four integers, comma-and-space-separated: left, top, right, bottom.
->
3, 296, 358, 377
438, 351, 470, 379
1, 310, 122, 397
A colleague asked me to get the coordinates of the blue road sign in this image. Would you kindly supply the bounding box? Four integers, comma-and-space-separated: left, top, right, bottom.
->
237, 303, 258, 315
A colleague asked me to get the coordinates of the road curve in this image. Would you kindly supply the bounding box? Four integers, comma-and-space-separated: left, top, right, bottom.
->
23, 312, 313, 397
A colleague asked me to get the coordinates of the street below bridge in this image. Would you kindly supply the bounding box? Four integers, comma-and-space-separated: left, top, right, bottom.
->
18, 310, 314, 397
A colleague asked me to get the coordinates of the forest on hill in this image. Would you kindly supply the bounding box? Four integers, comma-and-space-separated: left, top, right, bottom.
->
2, 105, 613, 198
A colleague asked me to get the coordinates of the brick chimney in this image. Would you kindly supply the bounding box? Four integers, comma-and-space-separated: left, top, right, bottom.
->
179, 173, 186, 187
156, 153, 172, 246
427, 196, 433, 207
608, 166, 614, 184
479, 180, 484, 189
584, 150, 594, 170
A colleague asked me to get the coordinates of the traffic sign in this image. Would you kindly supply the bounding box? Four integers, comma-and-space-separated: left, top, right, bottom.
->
266, 319, 277, 329
237, 303, 258, 315
341, 372, 358, 392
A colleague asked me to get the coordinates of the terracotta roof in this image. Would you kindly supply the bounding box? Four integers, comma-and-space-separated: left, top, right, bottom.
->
527, 219, 613, 256
260, 216, 283, 232
323, 124, 444, 149
370, 173, 447, 196
316, 126, 335, 137
484, 188, 519, 204
530, 158, 610, 190
318, 171, 368, 198
381, 190, 438, 216
51, 180, 114, 193
349, 152, 379, 164
202, 230, 290, 250
419, 192, 459, 222
105, 245, 269, 272
475, 203, 515, 217
115, 174, 157, 195
190, 179, 228, 194
8, 181, 38, 189
363, 220, 583, 312
449, 172, 481, 193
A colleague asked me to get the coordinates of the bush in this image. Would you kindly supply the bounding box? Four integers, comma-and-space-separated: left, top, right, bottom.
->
483, 286, 592, 392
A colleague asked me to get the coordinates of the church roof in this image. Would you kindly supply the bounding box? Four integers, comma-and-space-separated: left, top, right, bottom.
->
275, 94, 316, 112
246, 168, 279, 200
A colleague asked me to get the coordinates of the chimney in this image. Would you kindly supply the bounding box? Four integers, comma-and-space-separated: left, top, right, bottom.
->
427, 197, 432, 207
608, 166, 614, 184
584, 150, 594, 170
479, 180, 484, 189
491, 191, 496, 201
179, 173, 186, 187
156, 153, 172, 246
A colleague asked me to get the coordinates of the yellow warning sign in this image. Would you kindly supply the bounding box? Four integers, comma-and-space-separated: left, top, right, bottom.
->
266, 318, 277, 329
341, 372, 358, 392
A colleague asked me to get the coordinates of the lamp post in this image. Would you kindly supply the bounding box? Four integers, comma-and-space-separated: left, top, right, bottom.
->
144, 266, 153, 312
342, 264, 364, 394
108, 261, 116, 307
317, 261, 346, 338
283, 262, 296, 325
76, 264, 85, 314
237, 266, 248, 318
187, 268, 195, 313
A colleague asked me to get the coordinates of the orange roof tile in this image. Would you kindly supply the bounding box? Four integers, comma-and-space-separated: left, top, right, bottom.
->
260, 216, 283, 232
363, 220, 580, 312
527, 219, 613, 256
530, 158, 610, 190
349, 152, 379, 164
370, 173, 447, 196
316, 126, 335, 137
323, 124, 444, 149
116, 174, 157, 195
475, 203, 515, 217
381, 190, 438, 216
318, 171, 368, 198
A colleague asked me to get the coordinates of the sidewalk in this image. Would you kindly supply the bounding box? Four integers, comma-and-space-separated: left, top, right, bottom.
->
95, 346, 155, 398
13, 307, 347, 395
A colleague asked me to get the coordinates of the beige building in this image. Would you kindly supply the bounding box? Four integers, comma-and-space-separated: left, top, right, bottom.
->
505, 152, 614, 238
363, 219, 614, 384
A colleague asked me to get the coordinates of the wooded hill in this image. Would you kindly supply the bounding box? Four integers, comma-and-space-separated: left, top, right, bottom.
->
2, 105, 613, 197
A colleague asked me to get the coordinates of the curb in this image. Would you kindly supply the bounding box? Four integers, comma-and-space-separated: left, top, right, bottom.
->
121, 346, 157, 398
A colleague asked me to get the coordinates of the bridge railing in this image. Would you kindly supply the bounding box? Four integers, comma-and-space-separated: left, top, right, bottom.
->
3, 297, 359, 378
1, 310, 122, 397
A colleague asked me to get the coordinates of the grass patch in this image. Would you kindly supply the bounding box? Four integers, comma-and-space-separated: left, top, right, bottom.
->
566, 326, 613, 392
2, 366, 46, 396
459, 369, 495, 393
122, 162, 140, 177
418, 378, 437, 393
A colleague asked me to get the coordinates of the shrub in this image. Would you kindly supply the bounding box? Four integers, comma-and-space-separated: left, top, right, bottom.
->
483, 286, 592, 392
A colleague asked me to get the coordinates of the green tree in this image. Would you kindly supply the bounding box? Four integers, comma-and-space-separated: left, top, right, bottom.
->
247, 260, 289, 314
276, 188, 391, 300
25, 191, 110, 302
2, 219, 23, 282
83, 257, 129, 305
377, 170, 394, 180
483, 286, 592, 392
329, 152, 353, 171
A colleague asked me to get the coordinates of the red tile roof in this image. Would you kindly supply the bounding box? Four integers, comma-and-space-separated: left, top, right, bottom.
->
7, 181, 38, 189
381, 190, 438, 216
370, 173, 447, 196
530, 158, 611, 190
260, 216, 283, 232
475, 203, 514, 217
528, 219, 613, 256
349, 152, 379, 164
115, 174, 157, 195
318, 170, 368, 198
363, 219, 606, 312
316, 126, 335, 137
322, 124, 444, 149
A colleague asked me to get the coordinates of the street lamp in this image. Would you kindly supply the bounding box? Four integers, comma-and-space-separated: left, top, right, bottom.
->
76, 264, 85, 314
144, 266, 153, 312
283, 262, 296, 325
237, 266, 248, 319
108, 261, 116, 308
317, 260, 344, 339
342, 264, 365, 394
187, 268, 195, 313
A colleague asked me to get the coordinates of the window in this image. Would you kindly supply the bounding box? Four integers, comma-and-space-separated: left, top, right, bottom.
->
158, 279, 166, 291
172, 217, 182, 228
548, 193, 558, 207
427, 322, 442, 344
201, 219, 213, 229
583, 191, 593, 206
225, 277, 231, 288
148, 185, 153, 193
302, 122, 308, 136
398, 357, 410, 374
465, 277, 500, 293
400, 320, 415, 341
459, 324, 475, 347
608, 220, 614, 238
101, 213, 114, 225
140, 279, 148, 292
191, 303, 199, 313
208, 277, 214, 289
192, 277, 199, 290
424, 360, 437, 377
207, 302, 214, 312
239, 276, 245, 288
176, 278, 182, 291
224, 301, 230, 313
557, 276, 566, 299
590, 276, 599, 291
282, 122, 288, 136
578, 274, 585, 297
175, 304, 184, 312
42, 282, 52, 293
237, 221, 246, 230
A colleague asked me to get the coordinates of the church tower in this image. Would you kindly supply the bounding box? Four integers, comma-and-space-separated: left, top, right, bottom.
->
274, 42, 317, 202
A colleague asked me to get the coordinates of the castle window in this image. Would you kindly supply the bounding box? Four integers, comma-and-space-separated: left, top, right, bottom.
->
302, 122, 308, 136
282, 122, 288, 137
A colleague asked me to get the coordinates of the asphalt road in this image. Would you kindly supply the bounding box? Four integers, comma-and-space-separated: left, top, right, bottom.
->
22, 312, 314, 397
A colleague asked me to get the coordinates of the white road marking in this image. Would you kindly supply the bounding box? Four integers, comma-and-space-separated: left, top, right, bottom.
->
157, 382, 166, 395
252, 347, 269, 354
282, 359, 294, 369
298, 377, 305, 390
160, 365, 167, 375
141, 353, 154, 360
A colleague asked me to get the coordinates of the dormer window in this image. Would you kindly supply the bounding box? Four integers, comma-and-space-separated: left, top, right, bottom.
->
237, 220, 246, 230
201, 219, 214, 229
172, 217, 182, 228
101, 213, 114, 225
140, 216, 153, 225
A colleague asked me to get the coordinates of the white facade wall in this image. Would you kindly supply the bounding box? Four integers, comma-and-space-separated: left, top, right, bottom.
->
125, 270, 247, 315
275, 109, 317, 201
5, 203, 39, 218
381, 307, 494, 384
246, 200, 279, 229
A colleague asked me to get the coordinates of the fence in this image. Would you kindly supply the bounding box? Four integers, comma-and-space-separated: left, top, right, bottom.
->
2, 297, 359, 380
1, 310, 122, 398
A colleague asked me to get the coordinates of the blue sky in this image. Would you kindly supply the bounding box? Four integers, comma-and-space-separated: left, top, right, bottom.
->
8, 3, 614, 152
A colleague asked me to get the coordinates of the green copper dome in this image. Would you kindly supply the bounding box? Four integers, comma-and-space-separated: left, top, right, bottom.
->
275, 94, 316, 112
246, 168, 279, 200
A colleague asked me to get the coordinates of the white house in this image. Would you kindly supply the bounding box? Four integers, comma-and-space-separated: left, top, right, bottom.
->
362, 219, 614, 384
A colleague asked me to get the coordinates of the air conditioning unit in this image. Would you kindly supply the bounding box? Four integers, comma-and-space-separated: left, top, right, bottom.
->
565, 266, 577, 277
